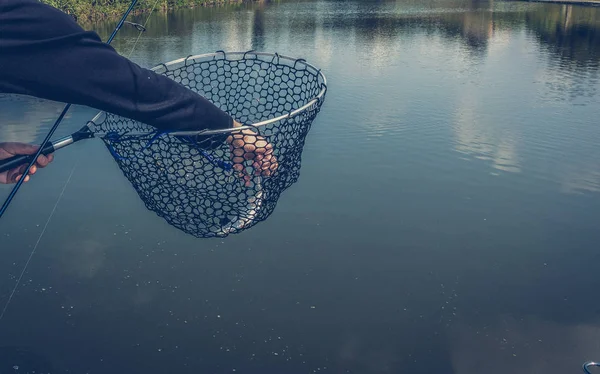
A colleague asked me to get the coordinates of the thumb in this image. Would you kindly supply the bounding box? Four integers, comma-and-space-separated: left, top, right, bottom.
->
4, 142, 39, 156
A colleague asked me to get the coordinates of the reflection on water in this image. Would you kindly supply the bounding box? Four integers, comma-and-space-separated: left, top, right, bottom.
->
2, 0, 600, 373
0, 96, 65, 143
561, 166, 600, 194
526, 5, 600, 104
453, 90, 522, 174
527, 4, 600, 66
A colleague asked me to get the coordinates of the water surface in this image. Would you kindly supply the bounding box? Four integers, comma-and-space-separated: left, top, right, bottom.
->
1, 0, 600, 373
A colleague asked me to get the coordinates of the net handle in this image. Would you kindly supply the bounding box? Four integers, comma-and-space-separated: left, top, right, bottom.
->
88, 51, 328, 136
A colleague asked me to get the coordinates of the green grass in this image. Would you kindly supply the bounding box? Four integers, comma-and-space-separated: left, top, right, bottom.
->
41, 0, 244, 23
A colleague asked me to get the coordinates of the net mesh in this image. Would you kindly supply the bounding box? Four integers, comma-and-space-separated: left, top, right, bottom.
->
89, 51, 327, 238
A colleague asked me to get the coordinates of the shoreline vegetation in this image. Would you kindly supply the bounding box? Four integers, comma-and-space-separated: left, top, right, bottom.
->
40, 0, 256, 23
522, 0, 600, 5
40, 0, 599, 24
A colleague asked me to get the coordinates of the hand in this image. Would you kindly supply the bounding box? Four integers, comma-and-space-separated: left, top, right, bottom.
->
0, 142, 54, 184
226, 121, 279, 186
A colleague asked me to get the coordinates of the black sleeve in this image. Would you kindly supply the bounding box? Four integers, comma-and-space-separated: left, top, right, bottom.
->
0, 0, 234, 133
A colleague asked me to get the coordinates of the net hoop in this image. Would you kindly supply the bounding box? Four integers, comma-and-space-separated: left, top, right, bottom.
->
83, 50, 328, 238
89, 50, 328, 136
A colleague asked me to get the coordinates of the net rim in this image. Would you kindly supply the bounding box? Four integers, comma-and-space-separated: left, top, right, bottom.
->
89, 50, 327, 136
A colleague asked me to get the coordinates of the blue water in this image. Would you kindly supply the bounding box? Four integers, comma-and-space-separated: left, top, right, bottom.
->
1, 0, 600, 373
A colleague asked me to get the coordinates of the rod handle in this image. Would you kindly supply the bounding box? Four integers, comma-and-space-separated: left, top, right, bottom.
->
0, 143, 56, 174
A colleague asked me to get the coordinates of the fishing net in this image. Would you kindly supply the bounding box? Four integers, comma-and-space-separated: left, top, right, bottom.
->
88, 51, 327, 238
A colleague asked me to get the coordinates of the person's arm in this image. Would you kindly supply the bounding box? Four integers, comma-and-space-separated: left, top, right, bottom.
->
0, 0, 233, 132
0, 0, 278, 185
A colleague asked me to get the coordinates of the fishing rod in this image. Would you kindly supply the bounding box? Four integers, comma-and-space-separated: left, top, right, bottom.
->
0, 124, 234, 175
0, 0, 167, 322
0, 0, 140, 219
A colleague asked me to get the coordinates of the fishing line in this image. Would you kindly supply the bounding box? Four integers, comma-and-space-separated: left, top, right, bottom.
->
0, 0, 329, 313
0, 0, 140, 219
0, 0, 156, 320
0, 160, 78, 321
124, 0, 161, 59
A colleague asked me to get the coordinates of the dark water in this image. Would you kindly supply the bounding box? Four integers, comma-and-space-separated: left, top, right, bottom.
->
2, 0, 600, 373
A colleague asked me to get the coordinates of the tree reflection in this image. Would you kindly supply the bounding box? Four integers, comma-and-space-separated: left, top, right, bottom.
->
79, 0, 600, 78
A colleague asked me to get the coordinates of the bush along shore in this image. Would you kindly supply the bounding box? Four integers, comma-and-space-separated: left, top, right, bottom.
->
41, 0, 251, 23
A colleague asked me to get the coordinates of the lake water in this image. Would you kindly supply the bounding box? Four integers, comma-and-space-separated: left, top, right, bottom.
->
2, 0, 600, 373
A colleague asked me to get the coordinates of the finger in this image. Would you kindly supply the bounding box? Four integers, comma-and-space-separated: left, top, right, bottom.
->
35, 154, 52, 168
261, 161, 272, 172
15, 174, 30, 183
261, 166, 272, 177
257, 156, 271, 167
254, 144, 273, 155
15, 164, 35, 177
253, 161, 270, 176
255, 139, 268, 149
17, 164, 37, 176
233, 161, 250, 181
232, 148, 245, 157
7, 169, 18, 184
243, 135, 257, 144
235, 165, 252, 187
10, 167, 35, 183
232, 156, 245, 166
259, 159, 278, 176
